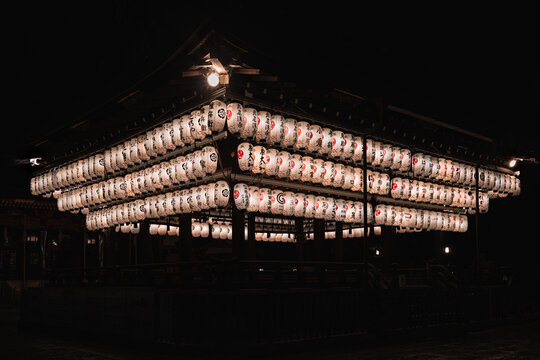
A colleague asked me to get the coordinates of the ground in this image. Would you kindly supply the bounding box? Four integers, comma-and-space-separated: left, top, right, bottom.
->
1, 305, 540, 360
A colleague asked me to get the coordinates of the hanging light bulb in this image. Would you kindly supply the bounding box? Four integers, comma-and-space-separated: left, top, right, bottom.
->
508, 159, 517, 168
207, 72, 220, 87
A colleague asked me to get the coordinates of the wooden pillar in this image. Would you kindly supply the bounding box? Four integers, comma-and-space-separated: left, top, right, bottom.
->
247, 213, 256, 260
314, 219, 324, 261
138, 220, 151, 264
335, 221, 343, 262
295, 218, 304, 261
178, 214, 193, 262
232, 206, 245, 259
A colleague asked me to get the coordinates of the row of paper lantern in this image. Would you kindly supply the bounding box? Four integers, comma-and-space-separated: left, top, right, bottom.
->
233, 183, 375, 223
85, 181, 230, 230
374, 204, 468, 232
57, 147, 218, 213
30, 99, 228, 196
390, 177, 490, 212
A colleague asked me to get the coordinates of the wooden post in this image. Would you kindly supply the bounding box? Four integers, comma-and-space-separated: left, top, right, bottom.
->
335, 221, 343, 262
178, 214, 193, 262
314, 219, 324, 261
232, 205, 245, 259
247, 212, 256, 260
295, 218, 304, 261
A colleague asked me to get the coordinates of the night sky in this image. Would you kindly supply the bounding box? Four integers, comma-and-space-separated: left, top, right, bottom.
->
3, 2, 539, 198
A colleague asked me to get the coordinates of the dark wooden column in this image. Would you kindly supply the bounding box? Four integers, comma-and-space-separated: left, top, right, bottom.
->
295, 218, 304, 261
247, 212, 256, 260
232, 206, 245, 259
313, 219, 325, 261
335, 221, 343, 262
178, 214, 193, 261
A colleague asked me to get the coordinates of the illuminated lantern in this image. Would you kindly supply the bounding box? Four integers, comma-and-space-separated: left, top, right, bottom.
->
135, 135, 150, 162
320, 127, 333, 155
255, 110, 271, 142
152, 127, 167, 155
322, 161, 335, 186
391, 177, 403, 199
380, 143, 393, 168
211, 224, 221, 239
189, 110, 205, 140
192, 222, 202, 237
409, 180, 419, 201
202, 146, 219, 175
512, 177, 521, 196
294, 193, 307, 217
240, 107, 258, 139
208, 99, 227, 132
183, 153, 196, 180
179, 114, 194, 145
270, 189, 285, 214
304, 194, 316, 218
334, 199, 347, 222
104, 149, 113, 174
429, 156, 439, 179
246, 186, 260, 212
379, 173, 391, 195
371, 141, 383, 166
344, 201, 356, 223
215, 181, 230, 207
192, 150, 207, 178
399, 148, 411, 173
94, 154, 105, 178
268, 114, 284, 145
129, 138, 141, 165
157, 224, 167, 236
133, 199, 146, 221
459, 215, 468, 232
342, 165, 355, 190
233, 183, 249, 210
281, 118, 297, 147
170, 117, 184, 148
264, 148, 280, 176
423, 154, 433, 178
172, 156, 187, 183
341, 133, 354, 160
283, 191, 295, 216
199, 105, 210, 135
277, 151, 292, 178
312, 158, 325, 184
323, 197, 335, 221
374, 204, 387, 225
314, 196, 327, 219
200, 222, 210, 237
412, 153, 424, 177
307, 124, 322, 152
300, 156, 314, 182
258, 188, 272, 213
351, 167, 363, 192
161, 122, 176, 150
288, 154, 303, 180
295, 121, 310, 149
251, 145, 266, 174
351, 136, 363, 163
330, 130, 345, 158
226, 102, 244, 134
330, 163, 344, 188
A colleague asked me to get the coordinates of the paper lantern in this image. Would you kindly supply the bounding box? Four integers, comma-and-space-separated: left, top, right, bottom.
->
153, 127, 168, 155
330, 130, 345, 158
226, 103, 244, 134
208, 99, 227, 132
314, 196, 326, 219
264, 148, 280, 176
255, 110, 271, 142
300, 156, 314, 182
380, 143, 393, 168
247, 186, 260, 212
251, 145, 266, 174
288, 154, 303, 180
341, 133, 354, 161
258, 187, 272, 213
268, 114, 284, 144
183, 153, 196, 180
281, 118, 297, 147
409, 180, 419, 201
202, 146, 219, 175
170, 117, 185, 148
161, 122, 176, 151
200, 105, 210, 136
423, 154, 433, 178
391, 177, 403, 199
200, 222, 210, 237
294, 193, 307, 217
320, 127, 333, 155
412, 153, 424, 177
333, 163, 346, 188
334, 199, 347, 222
304, 194, 316, 218
270, 189, 285, 214
192, 222, 201, 237
234, 183, 249, 210
173, 156, 188, 183
342, 165, 355, 190
211, 224, 221, 239
295, 121, 310, 149
344, 201, 356, 223
322, 161, 335, 186
307, 124, 322, 152
276, 151, 291, 178
379, 173, 391, 195
240, 107, 258, 139
312, 158, 325, 184
215, 181, 230, 207
399, 149, 411, 173
282, 191, 295, 216
374, 205, 387, 225
180, 114, 194, 145
351, 167, 363, 192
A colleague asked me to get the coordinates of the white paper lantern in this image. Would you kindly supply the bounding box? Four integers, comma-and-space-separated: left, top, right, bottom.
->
240, 107, 258, 139
255, 110, 271, 143
295, 121, 310, 149
234, 183, 249, 210
307, 124, 322, 152
342, 166, 355, 190
275, 151, 291, 178
312, 158, 325, 184
314, 196, 326, 219
247, 186, 260, 212
215, 181, 230, 207
372, 141, 384, 166
283, 191, 295, 216
351, 167, 363, 192
304, 194, 316, 218
320, 127, 333, 155
200, 105, 210, 136
281, 118, 297, 147
211, 224, 221, 239
412, 153, 424, 177
170, 117, 185, 148
251, 145, 266, 174
161, 122, 176, 150
374, 205, 387, 225
208, 99, 227, 132
330, 130, 345, 158
391, 177, 403, 199
333, 163, 346, 188
179, 114, 194, 145
322, 161, 335, 186
258, 188, 272, 213
300, 156, 314, 182
288, 154, 303, 181
341, 133, 354, 161
334, 199, 347, 222
268, 114, 284, 145
294, 193, 307, 217
226, 103, 244, 134
423, 154, 433, 178
200, 222, 210, 237
264, 148, 280, 176
399, 149, 411, 173
270, 189, 285, 214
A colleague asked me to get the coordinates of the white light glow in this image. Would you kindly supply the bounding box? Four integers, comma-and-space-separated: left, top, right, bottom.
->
207, 72, 219, 87
509, 159, 517, 168
444, 246, 450, 254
